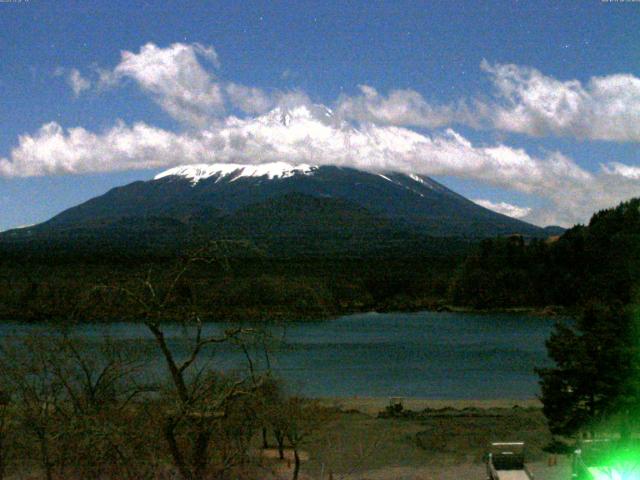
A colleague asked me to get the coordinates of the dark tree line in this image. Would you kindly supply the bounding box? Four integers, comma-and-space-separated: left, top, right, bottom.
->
531, 199, 640, 440
0, 253, 462, 323
450, 198, 640, 310
537, 302, 640, 438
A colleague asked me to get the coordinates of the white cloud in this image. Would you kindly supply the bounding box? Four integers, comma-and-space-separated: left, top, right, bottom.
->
334, 63, 640, 143
0, 121, 208, 177
112, 42, 225, 126
54, 67, 91, 97
336, 85, 476, 128
2, 104, 639, 226
481, 60, 640, 142
69, 46, 640, 144
225, 83, 275, 114
96, 42, 288, 123
190, 42, 220, 68
10, 46, 640, 227
602, 162, 640, 180
95, 66, 120, 90
68, 68, 91, 97
473, 199, 532, 219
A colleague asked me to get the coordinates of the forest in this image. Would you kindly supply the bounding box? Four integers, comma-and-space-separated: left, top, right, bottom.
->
1, 198, 638, 323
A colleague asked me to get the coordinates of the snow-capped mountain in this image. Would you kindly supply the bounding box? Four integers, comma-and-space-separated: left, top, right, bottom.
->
154, 162, 318, 185
20, 163, 549, 242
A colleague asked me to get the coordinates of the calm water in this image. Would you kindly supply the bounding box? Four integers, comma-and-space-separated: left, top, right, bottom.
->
0, 311, 558, 399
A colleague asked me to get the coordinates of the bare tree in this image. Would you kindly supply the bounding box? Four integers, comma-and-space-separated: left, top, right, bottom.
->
92, 242, 258, 480
0, 389, 10, 480
263, 387, 289, 460
0, 334, 65, 480
0, 331, 150, 480
49, 335, 151, 479
282, 398, 334, 480
234, 324, 285, 452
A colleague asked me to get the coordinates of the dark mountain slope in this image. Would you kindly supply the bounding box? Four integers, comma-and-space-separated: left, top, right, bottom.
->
33, 164, 546, 236
1, 163, 557, 258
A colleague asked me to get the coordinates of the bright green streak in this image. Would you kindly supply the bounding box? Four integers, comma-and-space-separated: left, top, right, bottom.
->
589, 467, 634, 480
587, 449, 640, 480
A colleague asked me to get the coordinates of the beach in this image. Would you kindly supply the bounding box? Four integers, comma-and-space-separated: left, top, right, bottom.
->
262, 397, 569, 480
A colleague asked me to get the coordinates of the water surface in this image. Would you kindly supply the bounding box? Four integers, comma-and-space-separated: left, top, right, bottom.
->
0, 311, 558, 399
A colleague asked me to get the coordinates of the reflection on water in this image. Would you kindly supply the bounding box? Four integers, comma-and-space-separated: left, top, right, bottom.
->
0, 311, 559, 399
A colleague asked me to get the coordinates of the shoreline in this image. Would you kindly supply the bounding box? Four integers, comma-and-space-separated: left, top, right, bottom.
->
319, 396, 542, 415
0, 303, 571, 325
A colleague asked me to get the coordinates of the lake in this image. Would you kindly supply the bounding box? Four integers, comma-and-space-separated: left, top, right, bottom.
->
0, 311, 559, 399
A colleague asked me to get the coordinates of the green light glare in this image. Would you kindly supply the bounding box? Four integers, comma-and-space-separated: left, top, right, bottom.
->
587, 448, 640, 480
589, 467, 632, 480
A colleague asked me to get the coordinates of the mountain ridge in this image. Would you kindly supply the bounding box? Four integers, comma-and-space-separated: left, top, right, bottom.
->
1, 163, 561, 256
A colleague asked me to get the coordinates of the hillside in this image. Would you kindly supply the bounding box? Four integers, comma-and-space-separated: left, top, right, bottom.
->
1, 163, 555, 258
449, 198, 640, 309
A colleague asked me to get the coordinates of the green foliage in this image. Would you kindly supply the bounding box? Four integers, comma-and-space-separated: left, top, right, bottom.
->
521, 199, 640, 439
448, 236, 546, 308
2, 198, 639, 321
0, 251, 463, 322
537, 302, 640, 437
450, 198, 640, 309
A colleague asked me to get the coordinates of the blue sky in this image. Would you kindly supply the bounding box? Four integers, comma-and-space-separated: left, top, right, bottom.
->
1, 0, 639, 230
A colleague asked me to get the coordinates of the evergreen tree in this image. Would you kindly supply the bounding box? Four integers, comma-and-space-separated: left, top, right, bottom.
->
537, 302, 640, 437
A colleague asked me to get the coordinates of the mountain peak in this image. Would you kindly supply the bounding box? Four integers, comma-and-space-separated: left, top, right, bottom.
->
21, 162, 551, 241
154, 162, 318, 185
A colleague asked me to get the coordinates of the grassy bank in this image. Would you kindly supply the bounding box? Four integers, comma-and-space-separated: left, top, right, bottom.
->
289, 397, 568, 480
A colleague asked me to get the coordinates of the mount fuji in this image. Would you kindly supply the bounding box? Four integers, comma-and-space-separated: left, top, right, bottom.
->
1, 161, 561, 256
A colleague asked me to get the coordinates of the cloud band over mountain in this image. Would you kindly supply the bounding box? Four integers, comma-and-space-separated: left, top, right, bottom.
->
1, 42, 639, 227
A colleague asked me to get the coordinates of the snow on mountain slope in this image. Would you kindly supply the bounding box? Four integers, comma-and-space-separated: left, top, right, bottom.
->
155, 162, 318, 185
9, 161, 550, 239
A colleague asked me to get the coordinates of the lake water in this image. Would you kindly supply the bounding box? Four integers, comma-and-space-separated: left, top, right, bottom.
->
0, 311, 559, 399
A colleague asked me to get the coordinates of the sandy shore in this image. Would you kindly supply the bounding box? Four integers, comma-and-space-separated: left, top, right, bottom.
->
319, 396, 542, 415
264, 397, 564, 480
338, 459, 570, 480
